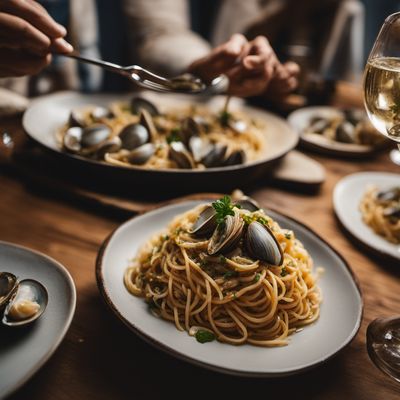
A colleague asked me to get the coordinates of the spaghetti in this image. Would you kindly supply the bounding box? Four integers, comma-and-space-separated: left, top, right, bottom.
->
124, 197, 322, 346
359, 186, 400, 244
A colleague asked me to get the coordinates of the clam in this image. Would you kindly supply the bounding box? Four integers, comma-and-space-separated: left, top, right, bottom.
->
95, 136, 122, 160
229, 119, 247, 134
126, 143, 155, 165
190, 205, 217, 237
224, 149, 246, 166
168, 73, 204, 91
335, 121, 356, 143
63, 127, 83, 152
68, 109, 87, 128
139, 109, 157, 141
383, 206, 400, 221
188, 136, 213, 162
246, 221, 283, 266
344, 108, 365, 126
235, 196, 260, 212
181, 117, 201, 143
201, 144, 228, 168
0, 272, 18, 309
130, 97, 159, 116
2, 279, 48, 327
90, 106, 114, 121
208, 210, 244, 255
308, 117, 330, 134
169, 142, 196, 169
377, 187, 400, 203
119, 123, 149, 150
81, 124, 111, 148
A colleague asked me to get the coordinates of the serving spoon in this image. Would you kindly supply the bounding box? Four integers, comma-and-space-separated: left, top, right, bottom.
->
60, 52, 229, 95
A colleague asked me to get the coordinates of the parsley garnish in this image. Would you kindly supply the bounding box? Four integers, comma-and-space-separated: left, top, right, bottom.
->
257, 216, 269, 226
166, 128, 181, 144
219, 255, 227, 264
242, 214, 269, 226
223, 270, 238, 279
219, 111, 232, 127
212, 195, 235, 225
281, 267, 288, 277
254, 273, 261, 282
195, 330, 216, 343
284, 232, 292, 240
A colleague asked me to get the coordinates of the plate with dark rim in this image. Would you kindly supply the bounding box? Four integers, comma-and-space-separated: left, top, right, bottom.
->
22, 91, 298, 193
333, 172, 400, 261
96, 200, 363, 377
287, 106, 388, 158
0, 241, 76, 399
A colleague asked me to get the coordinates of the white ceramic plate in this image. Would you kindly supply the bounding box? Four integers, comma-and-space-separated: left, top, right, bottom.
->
333, 172, 400, 260
0, 241, 76, 399
96, 201, 362, 377
288, 106, 386, 157
22, 92, 298, 192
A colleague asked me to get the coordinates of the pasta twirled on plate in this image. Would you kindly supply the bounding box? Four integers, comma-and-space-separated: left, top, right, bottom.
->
124, 196, 322, 346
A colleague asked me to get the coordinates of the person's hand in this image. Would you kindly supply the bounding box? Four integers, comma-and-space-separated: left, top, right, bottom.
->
0, 0, 73, 77
265, 61, 300, 98
188, 34, 299, 98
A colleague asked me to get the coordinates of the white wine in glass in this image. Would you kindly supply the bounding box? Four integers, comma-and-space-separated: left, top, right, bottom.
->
364, 12, 400, 383
364, 12, 400, 164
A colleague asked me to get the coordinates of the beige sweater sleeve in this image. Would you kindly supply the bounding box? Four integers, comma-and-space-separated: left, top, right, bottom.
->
122, 0, 211, 76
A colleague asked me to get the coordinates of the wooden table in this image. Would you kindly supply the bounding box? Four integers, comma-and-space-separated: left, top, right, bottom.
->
1, 84, 399, 400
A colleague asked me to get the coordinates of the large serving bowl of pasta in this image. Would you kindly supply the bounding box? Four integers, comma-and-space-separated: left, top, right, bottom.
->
22, 91, 298, 192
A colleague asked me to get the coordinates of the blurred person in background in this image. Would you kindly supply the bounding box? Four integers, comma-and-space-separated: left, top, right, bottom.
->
0, 0, 364, 101
0, 0, 298, 101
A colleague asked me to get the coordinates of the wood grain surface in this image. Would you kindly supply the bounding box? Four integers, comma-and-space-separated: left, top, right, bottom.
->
1, 83, 399, 400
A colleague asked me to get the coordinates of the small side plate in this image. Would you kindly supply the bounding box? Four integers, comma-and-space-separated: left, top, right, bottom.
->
288, 106, 388, 157
0, 242, 76, 399
333, 172, 400, 260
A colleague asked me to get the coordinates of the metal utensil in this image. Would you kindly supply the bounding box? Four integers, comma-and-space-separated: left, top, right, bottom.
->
60, 52, 229, 95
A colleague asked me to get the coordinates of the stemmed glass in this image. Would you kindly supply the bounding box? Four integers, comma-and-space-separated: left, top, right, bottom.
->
364, 12, 400, 164
364, 12, 400, 382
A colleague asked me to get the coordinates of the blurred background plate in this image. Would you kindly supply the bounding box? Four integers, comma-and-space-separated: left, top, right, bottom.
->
96, 200, 362, 377
288, 106, 388, 157
22, 91, 298, 194
0, 241, 76, 399
333, 172, 400, 260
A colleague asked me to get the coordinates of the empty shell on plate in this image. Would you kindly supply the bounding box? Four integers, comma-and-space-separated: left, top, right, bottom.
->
0, 272, 48, 327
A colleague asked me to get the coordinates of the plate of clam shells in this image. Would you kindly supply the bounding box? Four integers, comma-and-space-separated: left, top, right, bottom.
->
0, 241, 76, 399
288, 106, 388, 157
22, 91, 298, 192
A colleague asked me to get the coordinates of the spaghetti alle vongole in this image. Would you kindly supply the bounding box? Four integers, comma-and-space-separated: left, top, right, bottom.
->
359, 185, 400, 244
124, 195, 322, 346
58, 97, 265, 170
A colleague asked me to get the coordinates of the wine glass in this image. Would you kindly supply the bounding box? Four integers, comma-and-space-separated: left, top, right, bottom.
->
364, 12, 400, 165
364, 12, 400, 381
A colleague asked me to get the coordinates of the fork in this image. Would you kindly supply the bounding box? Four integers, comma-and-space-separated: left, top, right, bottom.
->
60, 52, 229, 95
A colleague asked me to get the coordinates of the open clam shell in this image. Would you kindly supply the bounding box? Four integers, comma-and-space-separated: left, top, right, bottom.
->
169, 142, 196, 169
2, 279, 48, 327
246, 221, 283, 266
119, 123, 149, 150
235, 196, 261, 212
130, 97, 159, 116
208, 210, 244, 255
126, 143, 155, 165
189, 205, 217, 237
0, 272, 18, 309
